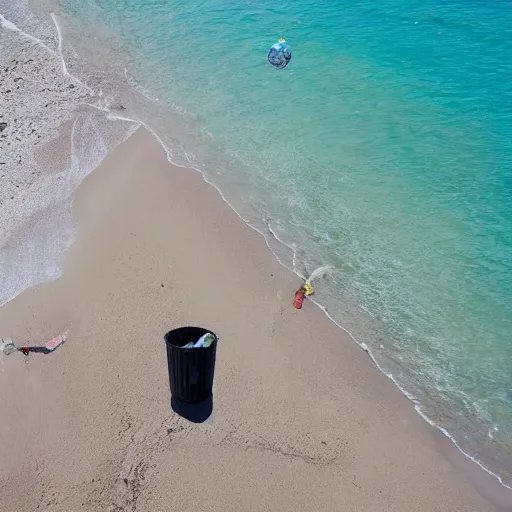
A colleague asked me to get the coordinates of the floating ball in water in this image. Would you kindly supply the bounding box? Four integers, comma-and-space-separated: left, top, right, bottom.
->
268, 39, 292, 69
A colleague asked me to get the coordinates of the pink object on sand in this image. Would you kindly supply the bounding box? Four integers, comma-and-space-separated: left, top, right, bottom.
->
45, 333, 66, 352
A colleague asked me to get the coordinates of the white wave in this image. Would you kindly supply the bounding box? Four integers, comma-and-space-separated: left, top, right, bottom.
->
50, 12, 93, 93
50, 12, 69, 77
306, 265, 334, 285
0, 13, 55, 55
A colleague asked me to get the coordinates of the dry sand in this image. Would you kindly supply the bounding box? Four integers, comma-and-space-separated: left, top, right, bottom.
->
0, 128, 510, 512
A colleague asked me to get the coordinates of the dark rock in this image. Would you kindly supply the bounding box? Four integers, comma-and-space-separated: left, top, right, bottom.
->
14, 77, 22, 82
0, 123, 6, 133
68, 84, 75, 89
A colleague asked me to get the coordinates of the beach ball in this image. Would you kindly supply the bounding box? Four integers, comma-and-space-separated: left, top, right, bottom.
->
268, 38, 292, 69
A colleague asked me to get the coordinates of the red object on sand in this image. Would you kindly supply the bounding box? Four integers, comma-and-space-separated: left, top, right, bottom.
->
293, 289, 306, 309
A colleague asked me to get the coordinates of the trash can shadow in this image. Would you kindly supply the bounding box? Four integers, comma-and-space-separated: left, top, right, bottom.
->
164, 327, 218, 423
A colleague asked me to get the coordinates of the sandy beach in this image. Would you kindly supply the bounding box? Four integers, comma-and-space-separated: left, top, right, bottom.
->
0, 128, 510, 511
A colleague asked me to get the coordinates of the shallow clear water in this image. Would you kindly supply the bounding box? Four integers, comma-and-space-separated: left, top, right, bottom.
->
3, 0, 512, 483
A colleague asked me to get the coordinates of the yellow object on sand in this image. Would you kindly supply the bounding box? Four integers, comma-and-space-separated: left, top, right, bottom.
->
303, 282, 314, 296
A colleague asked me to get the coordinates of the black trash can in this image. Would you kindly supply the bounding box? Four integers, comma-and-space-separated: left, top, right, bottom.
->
164, 327, 218, 423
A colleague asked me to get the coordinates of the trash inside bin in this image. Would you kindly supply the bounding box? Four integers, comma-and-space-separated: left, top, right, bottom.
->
164, 327, 218, 422
183, 332, 216, 348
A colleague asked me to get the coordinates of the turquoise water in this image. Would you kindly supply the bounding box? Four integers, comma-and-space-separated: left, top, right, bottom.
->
55, 0, 511, 481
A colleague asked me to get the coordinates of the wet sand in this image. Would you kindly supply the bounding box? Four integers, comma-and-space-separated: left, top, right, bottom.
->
0, 128, 509, 511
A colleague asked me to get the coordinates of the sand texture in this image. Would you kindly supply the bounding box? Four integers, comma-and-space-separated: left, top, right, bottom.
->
0, 129, 508, 511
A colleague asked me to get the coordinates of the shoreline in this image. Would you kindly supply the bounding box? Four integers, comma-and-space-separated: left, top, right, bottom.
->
152, 123, 512, 492
121, 118, 512, 491
1, 7, 511, 500
0, 128, 510, 510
